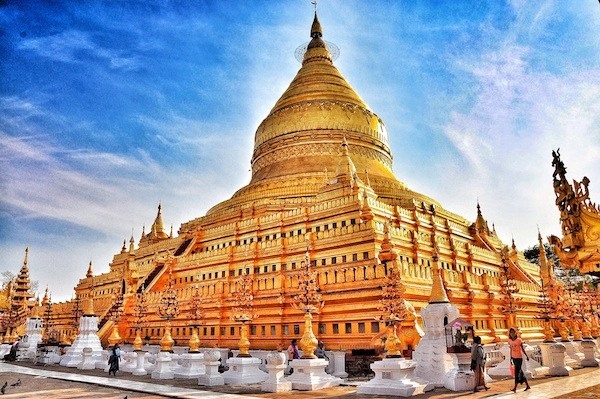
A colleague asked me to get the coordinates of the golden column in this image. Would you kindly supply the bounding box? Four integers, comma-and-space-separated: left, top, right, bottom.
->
376, 221, 407, 357
132, 285, 148, 351
376, 262, 408, 358
41, 289, 53, 343
536, 280, 556, 342
107, 288, 124, 347
231, 272, 256, 357
565, 278, 583, 340
586, 287, 600, 338
70, 293, 82, 344
188, 282, 204, 352
157, 266, 180, 352
292, 248, 323, 359
498, 250, 523, 332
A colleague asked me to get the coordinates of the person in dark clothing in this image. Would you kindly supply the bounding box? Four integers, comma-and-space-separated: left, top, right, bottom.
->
470, 336, 488, 392
108, 345, 120, 376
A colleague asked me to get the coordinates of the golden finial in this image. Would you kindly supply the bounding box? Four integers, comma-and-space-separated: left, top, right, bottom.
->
23, 247, 29, 268
83, 278, 95, 316
129, 231, 135, 253
429, 256, 449, 304
86, 261, 93, 278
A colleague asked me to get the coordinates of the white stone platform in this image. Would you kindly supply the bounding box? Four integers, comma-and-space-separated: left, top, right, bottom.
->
173, 352, 205, 379
222, 356, 268, 384
357, 357, 434, 397
285, 358, 342, 391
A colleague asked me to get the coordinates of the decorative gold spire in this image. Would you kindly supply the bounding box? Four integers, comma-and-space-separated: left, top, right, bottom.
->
475, 202, 485, 231
152, 203, 168, 239
429, 253, 449, 304
83, 279, 95, 316
86, 261, 93, 278
378, 221, 398, 263
41, 287, 49, 308
23, 246, 29, 269
129, 234, 135, 253
310, 11, 322, 39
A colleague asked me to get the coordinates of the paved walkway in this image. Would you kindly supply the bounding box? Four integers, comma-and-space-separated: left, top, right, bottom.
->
0, 361, 599, 398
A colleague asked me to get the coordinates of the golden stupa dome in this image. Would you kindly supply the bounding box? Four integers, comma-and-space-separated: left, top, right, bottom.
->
204, 12, 440, 218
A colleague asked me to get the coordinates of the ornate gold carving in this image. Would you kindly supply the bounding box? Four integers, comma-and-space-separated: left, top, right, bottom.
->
551, 149, 600, 274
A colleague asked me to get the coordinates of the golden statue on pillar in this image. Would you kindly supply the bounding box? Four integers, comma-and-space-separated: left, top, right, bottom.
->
292, 246, 324, 359
231, 271, 256, 357
157, 266, 179, 352
536, 280, 556, 342
375, 221, 408, 357
498, 248, 524, 331
107, 288, 124, 347
188, 281, 203, 352
132, 284, 148, 351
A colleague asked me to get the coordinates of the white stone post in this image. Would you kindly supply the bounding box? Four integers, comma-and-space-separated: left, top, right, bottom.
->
120, 351, 137, 373
580, 340, 599, 367
78, 347, 96, 370
151, 351, 175, 379
132, 351, 148, 376
487, 344, 512, 377
331, 351, 348, 378
174, 352, 205, 379
261, 352, 292, 393
548, 343, 570, 376
198, 349, 224, 386
444, 352, 475, 391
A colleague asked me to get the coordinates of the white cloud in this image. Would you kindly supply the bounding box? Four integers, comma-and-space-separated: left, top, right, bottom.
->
18, 30, 141, 71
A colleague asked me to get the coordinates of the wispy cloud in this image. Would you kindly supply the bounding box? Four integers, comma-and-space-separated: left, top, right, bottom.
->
18, 30, 141, 71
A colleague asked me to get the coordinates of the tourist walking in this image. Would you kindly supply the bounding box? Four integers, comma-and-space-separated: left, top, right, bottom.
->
508, 328, 531, 392
470, 336, 488, 392
108, 344, 121, 376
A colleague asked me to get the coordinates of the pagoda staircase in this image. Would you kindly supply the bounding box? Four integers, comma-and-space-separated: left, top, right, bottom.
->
137, 262, 168, 293
96, 300, 122, 346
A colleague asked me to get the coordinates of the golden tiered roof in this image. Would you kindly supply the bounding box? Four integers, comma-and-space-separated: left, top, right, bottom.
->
204, 12, 440, 218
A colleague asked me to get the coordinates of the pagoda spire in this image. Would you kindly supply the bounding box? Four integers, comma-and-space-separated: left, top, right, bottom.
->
429, 252, 449, 304
23, 246, 29, 268
13, 247, 33, 307
41, 287, 49, 308
86, 261, 93, 278
149, 203, 168, 240
310, 9, 322, 39
337, 137, 358, 186
129, 234, 135, 253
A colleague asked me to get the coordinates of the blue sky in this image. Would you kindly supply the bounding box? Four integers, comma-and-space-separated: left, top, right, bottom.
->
1, 0, 600, 302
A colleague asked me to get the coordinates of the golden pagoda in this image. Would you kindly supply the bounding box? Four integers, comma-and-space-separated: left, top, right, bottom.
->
43, 10, 546, 350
